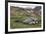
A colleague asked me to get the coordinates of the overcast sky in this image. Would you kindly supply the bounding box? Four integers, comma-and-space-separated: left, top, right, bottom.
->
15, 5, 36, 9
10, 3, 42, 9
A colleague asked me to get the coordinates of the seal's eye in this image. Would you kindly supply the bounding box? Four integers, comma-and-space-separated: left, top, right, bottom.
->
32, 20, 34, 21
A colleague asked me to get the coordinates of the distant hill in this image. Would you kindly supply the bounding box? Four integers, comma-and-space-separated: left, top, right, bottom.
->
10, 6, 41, 16
33, 6, 41, 16
33, 6, 41, 11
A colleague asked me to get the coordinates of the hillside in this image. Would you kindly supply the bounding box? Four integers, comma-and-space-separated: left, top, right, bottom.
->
10, 6, 41, 29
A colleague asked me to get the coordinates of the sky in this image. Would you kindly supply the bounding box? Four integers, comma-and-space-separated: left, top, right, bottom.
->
10, 3, 42, 9
15, 5, 36, 9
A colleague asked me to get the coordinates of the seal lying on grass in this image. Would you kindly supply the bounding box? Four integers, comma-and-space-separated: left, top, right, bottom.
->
23, 17, 38, 24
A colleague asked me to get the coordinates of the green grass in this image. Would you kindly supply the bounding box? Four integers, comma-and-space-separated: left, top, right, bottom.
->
10, 15, 41, 29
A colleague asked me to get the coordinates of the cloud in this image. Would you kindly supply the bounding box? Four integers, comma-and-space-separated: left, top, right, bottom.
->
10, 3, 41, 9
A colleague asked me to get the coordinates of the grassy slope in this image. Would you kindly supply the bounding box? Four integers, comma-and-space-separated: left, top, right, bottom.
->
10, 16, 41, 29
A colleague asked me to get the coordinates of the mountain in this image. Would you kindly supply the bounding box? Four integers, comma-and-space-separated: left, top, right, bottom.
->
33, 6, 41, 16
10, 6, 41, 16
33, 6, 41, 11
